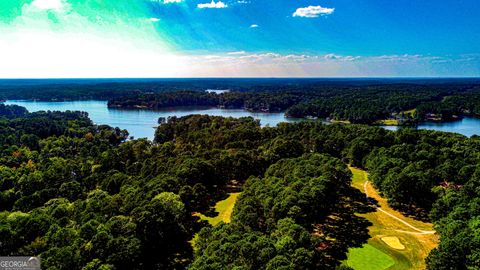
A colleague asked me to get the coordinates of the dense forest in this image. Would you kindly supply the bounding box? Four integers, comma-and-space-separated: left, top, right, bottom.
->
1, 103, 479, 269
108, 91, 303, 112
106, 81, 480, 124
0, 103, 28, 117
0, 78, 412, 101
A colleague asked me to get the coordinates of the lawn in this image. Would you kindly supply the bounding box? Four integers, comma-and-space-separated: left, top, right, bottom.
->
344, 167, 438, 270
330, 119, 351, 124
345, 244, 395, 270
191, 192, 241, 249
374, 119, 400, 126
401, 108, 417, 117
195, 192, 241, 226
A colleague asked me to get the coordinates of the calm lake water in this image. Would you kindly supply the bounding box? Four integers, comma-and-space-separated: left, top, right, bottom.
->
5, 100, 300, 140
5, 100, 480, 140
382, 117, 480, 137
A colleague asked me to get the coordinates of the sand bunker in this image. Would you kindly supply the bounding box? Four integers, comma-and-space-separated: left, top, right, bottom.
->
381, 236, 405, 250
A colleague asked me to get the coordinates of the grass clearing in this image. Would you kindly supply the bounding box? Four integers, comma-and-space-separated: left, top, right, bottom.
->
191, 192, 241, 249
401, 109, 417, 116
375, 119, 400, 126
330, 119, 351, 124
345, 167, 438, 270
345, 244, 395, 270
195, 192, 241, 226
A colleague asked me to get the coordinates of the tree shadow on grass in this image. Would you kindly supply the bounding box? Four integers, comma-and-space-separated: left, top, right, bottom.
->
313, 185, 377, 268
350, 186, 380, 212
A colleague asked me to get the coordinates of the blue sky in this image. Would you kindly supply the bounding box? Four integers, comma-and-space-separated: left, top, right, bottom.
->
147, 0, 480, 56
0, 0, 479, 77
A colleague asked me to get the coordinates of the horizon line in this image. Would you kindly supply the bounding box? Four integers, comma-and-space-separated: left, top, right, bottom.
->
0, 76, 479, 80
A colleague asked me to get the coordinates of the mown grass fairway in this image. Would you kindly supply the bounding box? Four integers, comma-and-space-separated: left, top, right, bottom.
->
344, 167, 438, 270
346, 244, 395, 270
196, 192, 241, 225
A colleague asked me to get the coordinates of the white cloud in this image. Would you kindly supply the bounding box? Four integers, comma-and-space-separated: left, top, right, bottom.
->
149, 17, 160, 22
324, 53, 360, 61
293, 5, 334, 18
227, 51, 247, 55
250, 24, 259, 28
197, 1, 228, 9
182, 52, 477, 77
149, 0, 182, 4
193, 52, 434, 67
31, 0, 67, 11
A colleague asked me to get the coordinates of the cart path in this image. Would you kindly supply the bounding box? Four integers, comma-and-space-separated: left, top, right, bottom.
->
364, 181, 436, 235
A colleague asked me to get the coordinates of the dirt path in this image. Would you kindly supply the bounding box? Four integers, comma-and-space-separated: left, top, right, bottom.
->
363, 181, 435, 235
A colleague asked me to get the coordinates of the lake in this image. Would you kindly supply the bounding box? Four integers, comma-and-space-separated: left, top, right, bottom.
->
4, 100, 301, 140
5, 100, 480, 140
382, 117, 480, 137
